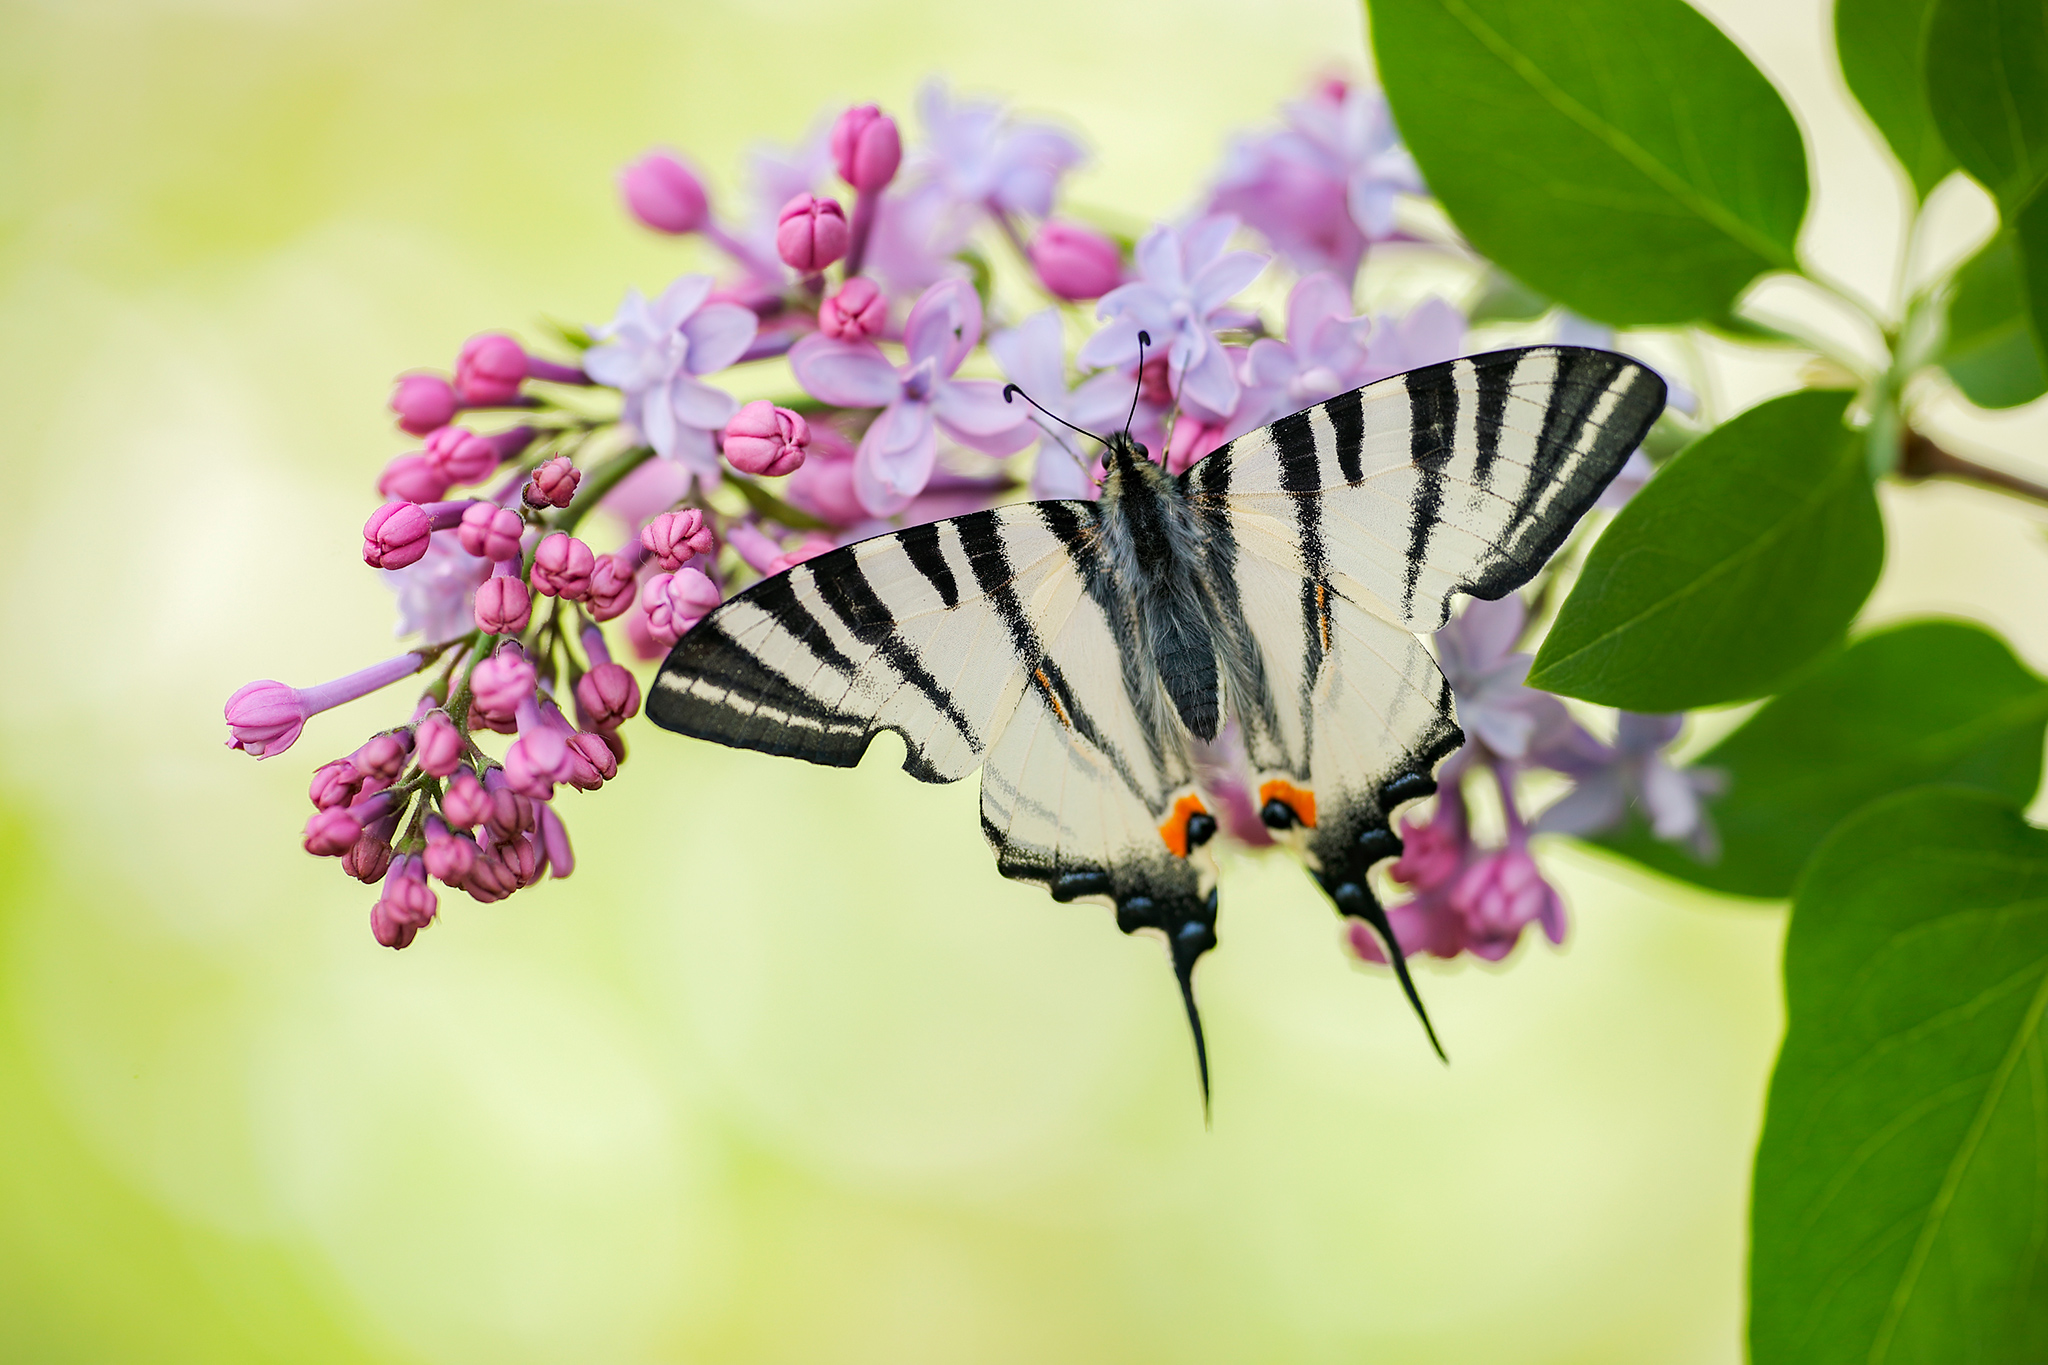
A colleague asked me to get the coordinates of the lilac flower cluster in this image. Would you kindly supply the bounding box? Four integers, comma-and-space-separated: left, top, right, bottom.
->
225, 76, 1707, 959
1347, 596, 1722, 966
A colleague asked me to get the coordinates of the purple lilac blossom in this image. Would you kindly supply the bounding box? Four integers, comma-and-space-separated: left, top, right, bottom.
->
1078, 215, 1266, 422
1535, 713, 1725, 857
1209, 79, 1422, 280
790, 277, 1031, 516
584, 276, 758, 481
382, 536, 492, 643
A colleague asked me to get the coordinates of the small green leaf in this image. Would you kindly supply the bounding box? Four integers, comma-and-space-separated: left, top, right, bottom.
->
1926, 0, 2048, 209
1836, 0, 1958, 198
1589, 620, 2048, 897
1368, 0, 1808, 325
1529, 390, 1882, 711
1749, 788, 2048, 1365
1942, 230, 2048, 408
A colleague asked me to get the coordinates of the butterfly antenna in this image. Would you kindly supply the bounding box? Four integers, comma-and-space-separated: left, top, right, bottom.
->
1003, 384, 1106, 446
1125, 329, 1151, 440
1356, 900, 1448, 1063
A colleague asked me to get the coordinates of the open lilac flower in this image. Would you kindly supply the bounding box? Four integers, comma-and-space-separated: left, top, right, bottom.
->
1078, 216, 1266, 421
790, 277, 1031, 516
381, 535, 492, 643
1209, 79, 1422, 279
1358, 297, 1465, 384
1435, 595, 1599, 769
914, 81, 1081, 218
584, 276, 757, 480
1537, 713, 1726, 858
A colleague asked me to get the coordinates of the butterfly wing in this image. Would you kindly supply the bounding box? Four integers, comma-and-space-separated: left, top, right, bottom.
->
1182, 347, 1664, 1024
649, 501, 1219, 1084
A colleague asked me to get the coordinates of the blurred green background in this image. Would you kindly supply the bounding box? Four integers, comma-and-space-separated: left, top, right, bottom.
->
4, 0, 2047, 1360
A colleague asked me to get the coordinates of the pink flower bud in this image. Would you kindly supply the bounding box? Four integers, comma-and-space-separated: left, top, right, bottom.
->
502, 831, 543, 888
442, 767, 488, 829
586, 553, 637, 622
522, 456, 581, 509
303, 808, 363, 857
223, 680, 309, 758
457, 502, 526, 562
413, 711, 463, 778
775, 193, 850, 272
424, 426, 500, 485
723, 400, 811, 477
1028, 221, 1123, 301
819, 277, 886, 341
391, 373, 460, 435
554, 730, 606, 791
350, 731, 413, 782
619, 149, 710, 234
531, 532, 596, 600
455, 333, 528, 406
464, 851, 515, 902
575, 662, 641, 729
640, 508, 714, 570
641, 568, 723, 648
362, 501, 432, 570
473, 574, 533, 635
831, 105, 902, 192
377, 453, 451, 504
468, 650, 537, 728
309, 759, 363, 810
344, 834, 393, 884
372, 858, 438, 949
424, 823, 478, 886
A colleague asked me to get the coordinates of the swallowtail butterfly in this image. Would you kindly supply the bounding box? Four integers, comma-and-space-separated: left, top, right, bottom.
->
649, 347, 1665, 1098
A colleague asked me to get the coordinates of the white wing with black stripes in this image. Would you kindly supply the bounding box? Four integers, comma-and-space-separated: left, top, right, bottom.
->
1180, 346, 1663, 995
648, 345, 1665, 1102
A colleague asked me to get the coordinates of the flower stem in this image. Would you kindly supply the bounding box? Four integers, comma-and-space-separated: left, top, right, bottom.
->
1899, 430, 2048, 505
555, 444, 655, 537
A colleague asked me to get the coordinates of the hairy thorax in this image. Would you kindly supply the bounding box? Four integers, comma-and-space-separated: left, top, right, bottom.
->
1096, 440, 1223, 741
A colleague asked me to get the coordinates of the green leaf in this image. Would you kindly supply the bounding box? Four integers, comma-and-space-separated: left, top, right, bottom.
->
1835, 0, 1958, 198
1529, 390, 1882, 711
1589, 620, 2048, 897
1749, 788, 2048, 1365
1942, 230, 2048, 408
1465, 268, 1551, 324
1925, 0, 2048, 209
1367, 0, 1808, 325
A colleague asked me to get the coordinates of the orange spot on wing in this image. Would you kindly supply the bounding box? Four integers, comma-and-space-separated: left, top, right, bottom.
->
1314, 582, 1331, 651
1258, 779, 1317, 829
1034, 667, 1071, 728
1158, 792, 1210, 858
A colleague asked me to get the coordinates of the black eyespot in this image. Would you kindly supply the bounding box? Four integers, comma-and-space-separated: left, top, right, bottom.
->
1186, 812, 1218, 848
1260, 798, 1298, 829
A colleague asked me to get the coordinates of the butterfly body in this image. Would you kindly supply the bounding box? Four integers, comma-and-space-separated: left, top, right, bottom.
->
649, 347, 1666, 1100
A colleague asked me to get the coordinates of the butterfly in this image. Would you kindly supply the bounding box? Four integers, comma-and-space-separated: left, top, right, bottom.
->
648, 346, 1665, 1100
